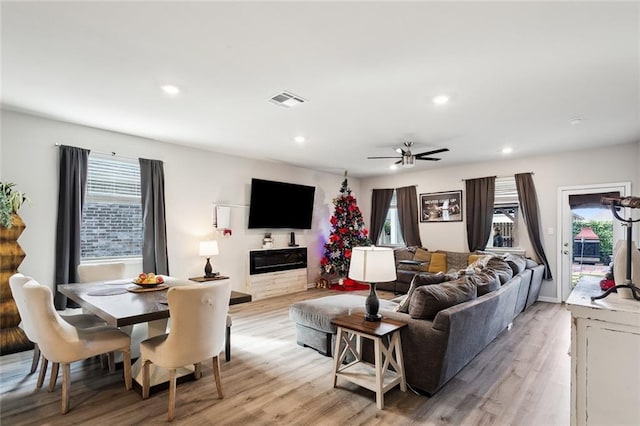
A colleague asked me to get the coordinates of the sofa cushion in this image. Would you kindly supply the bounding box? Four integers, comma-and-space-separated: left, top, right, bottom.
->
465, 269, 501, 296
408, 277, 477, 320
486, 256, 514, 284
396, 272, 448, 313
396, 269, 417, 284
525, 258, 538, 269
428, 253, 447, 273
436, 250, 470, 272
505, 254, 527, 275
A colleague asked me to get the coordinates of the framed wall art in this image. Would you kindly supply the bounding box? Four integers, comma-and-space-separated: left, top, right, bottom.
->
420, 190, 463, 222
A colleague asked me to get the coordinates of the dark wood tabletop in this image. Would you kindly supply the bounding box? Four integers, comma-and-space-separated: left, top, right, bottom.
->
58, 280, 252, 328
331, 313, 407, 337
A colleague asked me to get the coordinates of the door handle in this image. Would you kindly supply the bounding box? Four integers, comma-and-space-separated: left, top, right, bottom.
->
563, 250, 569, 255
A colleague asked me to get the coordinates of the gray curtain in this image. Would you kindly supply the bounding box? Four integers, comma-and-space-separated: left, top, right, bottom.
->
465, 176, 496, 252
396, 186, 422, 247
139, 158, 169, 275
54, 145, 90, 310
370, 189, 394, 244
515, 172, 553, 279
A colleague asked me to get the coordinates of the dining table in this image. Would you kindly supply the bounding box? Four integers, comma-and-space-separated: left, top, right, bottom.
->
58, 277, 251, 392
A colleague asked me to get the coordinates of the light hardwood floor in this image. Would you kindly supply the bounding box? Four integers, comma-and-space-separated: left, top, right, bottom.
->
0, 289, 570, 425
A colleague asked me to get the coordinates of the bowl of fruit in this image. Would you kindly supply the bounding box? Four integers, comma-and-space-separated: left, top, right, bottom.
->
133, 273, 165, 287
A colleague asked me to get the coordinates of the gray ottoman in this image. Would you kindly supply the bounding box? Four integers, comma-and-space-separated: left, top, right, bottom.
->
288, 294, 397, 357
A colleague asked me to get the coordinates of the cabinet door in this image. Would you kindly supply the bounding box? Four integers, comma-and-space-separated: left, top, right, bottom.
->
575, 318, 640, 425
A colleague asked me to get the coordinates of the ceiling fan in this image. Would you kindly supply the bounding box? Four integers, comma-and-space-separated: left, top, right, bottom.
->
367, 142, 449, 168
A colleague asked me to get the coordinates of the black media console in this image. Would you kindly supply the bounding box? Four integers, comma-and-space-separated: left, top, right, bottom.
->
249, 247, 308, 275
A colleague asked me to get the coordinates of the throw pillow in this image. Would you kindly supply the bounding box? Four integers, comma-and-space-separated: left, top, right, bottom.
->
466, 269, 501, 296
408, 278, 477, 320
468, 254, 492, 269
413, 248, 432, 272
486, 256, 513, 284
396, 272, 447, 313
437, 250, 469, 272
504, 254, 527, 275
428, 252, 447, 273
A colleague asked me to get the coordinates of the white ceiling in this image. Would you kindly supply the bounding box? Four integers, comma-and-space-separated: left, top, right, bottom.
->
2, 2, 639, 178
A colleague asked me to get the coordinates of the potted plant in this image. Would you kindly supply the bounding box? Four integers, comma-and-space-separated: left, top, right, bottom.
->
0, 181, 30, 355
0, 182, 28, 228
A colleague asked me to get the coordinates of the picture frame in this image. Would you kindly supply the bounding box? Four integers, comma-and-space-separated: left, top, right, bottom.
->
420, 190, 463, 222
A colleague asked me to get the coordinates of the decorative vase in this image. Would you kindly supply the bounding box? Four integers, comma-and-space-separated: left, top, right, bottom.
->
0, 213, 32, 354
613, 240, 640, 299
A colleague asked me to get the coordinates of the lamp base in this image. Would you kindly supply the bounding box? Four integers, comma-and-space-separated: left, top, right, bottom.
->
365, 313, 382, 322
365, 282, 382, 322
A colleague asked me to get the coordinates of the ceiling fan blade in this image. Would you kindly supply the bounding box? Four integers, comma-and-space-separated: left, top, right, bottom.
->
394, 159, 402, 165
368, 156, 401, 159
414, 148, 450, 157
416, 157, 441, 161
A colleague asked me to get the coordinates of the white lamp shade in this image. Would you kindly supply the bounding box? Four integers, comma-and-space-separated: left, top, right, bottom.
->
199, 240, 219, 257
348, 246, 397, 282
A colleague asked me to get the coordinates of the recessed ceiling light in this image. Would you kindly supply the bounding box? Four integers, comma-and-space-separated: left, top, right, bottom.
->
294, 136, 306, 143
432, 95, 450, 105
502, 147, 513, 154
389, 164, 398, 170
569, 118, 583, 125
161, 85, 180, 96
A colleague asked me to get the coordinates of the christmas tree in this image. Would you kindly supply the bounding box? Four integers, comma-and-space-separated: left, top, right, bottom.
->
321, 173, 371, 278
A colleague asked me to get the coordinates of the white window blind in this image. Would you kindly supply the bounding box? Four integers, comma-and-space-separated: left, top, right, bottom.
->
86, 155, 140, 202
494, 176, 519, 205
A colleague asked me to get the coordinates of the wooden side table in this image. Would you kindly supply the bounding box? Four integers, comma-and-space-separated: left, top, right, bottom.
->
331, 313, 408, 409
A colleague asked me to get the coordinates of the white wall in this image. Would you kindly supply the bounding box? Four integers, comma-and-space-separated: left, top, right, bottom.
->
359, 142, 640, 301
0, 110, 360, 292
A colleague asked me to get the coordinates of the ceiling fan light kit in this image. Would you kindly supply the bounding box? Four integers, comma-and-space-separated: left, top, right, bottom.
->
367, 141, 449, 168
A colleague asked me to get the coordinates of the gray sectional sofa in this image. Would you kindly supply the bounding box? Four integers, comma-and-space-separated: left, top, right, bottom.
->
289, 253, 545, 396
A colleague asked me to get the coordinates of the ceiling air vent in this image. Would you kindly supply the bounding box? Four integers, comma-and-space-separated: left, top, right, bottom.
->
268, 91, 306, 108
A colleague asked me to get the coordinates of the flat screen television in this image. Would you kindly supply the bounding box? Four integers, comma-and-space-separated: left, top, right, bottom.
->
248, 178, 315, 229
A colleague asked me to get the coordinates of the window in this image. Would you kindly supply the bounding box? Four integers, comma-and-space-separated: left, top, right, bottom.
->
489, 177, 519, 248
80, 154, 142, 259
377, 191, 405, 246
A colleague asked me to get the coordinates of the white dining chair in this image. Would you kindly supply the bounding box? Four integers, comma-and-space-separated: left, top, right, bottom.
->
77, 262, 126, 283
9, 273, 108, 388
140, 280, 231, 421
21, 280, 132, 414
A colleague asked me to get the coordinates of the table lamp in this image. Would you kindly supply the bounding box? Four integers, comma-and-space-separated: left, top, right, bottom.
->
348, 246, 397, 321
199, 240, 220, 278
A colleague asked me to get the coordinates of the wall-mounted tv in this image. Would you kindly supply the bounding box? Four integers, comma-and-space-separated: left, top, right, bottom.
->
248, 178, 315, 229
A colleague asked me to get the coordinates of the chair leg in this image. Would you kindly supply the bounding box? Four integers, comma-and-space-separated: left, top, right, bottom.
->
108, 352, 115, 373
30, 343, 40, 374
122, 349, 132, 390
61, 363, 71, 414
37, 356, 48, 389
48, 362, 59, 392
212, 355, 223, 399
194, 362, 202, 380
168, 369, 176, 422
142, 360, 151, 399
225, 326, 231, 362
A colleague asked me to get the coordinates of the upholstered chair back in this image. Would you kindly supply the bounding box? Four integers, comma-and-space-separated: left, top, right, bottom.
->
77, 262, 126, 283
153, 281, 231, 368
9, 273, 37, 341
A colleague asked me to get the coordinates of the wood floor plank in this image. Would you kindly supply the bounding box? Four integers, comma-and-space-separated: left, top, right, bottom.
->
0, 288, 570, 425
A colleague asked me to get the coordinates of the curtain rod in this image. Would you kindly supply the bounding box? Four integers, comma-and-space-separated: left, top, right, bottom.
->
214, 203, 248, 208
460, 172, 534, 182
54, 143, 139, 162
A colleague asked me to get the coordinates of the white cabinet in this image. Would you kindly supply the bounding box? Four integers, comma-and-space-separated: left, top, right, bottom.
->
566, 280, 640, 426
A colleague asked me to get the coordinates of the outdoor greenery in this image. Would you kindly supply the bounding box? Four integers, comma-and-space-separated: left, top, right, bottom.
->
0, 182, 28, 228
573, 220, 613, 263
